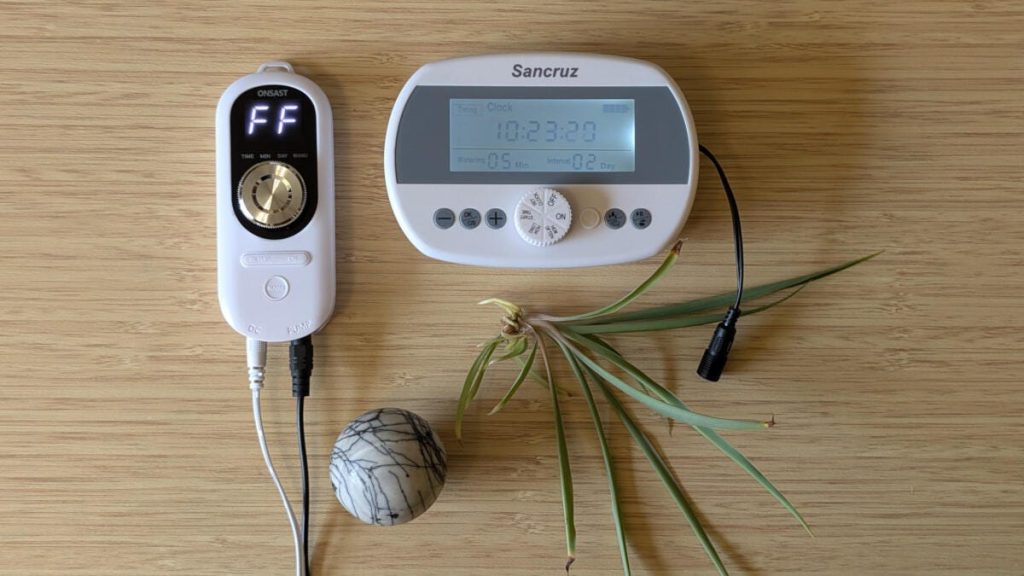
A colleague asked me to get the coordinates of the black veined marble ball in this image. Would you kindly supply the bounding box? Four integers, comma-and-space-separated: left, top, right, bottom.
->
329, 408, 447, 526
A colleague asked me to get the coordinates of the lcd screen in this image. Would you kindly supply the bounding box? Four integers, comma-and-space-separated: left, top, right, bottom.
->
449, 99, 635, 172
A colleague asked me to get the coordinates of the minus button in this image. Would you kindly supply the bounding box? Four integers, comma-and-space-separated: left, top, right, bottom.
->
433, 208, 456, 229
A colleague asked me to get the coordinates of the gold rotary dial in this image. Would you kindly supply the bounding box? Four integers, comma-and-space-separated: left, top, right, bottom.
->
237, 161, 307, 229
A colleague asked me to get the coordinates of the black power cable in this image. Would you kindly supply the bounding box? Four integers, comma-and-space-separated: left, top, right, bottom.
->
290, 336, 314, 576
296, 397, 310, 576
696, 145, 745, 382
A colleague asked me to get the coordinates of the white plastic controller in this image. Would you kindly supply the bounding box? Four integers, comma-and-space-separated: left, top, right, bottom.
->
216, 62, 335, 342
385, 53, 699, 268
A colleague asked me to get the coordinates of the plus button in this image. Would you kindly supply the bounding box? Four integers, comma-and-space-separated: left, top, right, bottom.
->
485, 208, 507, 229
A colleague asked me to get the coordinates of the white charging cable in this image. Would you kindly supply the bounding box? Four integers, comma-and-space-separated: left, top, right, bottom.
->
247, 338, 306, 576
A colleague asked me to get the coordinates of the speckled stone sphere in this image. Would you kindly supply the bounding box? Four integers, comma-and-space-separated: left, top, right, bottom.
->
329, 408, 447, 526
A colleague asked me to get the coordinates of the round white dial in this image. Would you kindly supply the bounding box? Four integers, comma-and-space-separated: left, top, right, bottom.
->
514, 188, 572, 247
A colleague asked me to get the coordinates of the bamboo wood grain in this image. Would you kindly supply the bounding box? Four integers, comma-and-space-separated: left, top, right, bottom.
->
0, 1, 1021, 574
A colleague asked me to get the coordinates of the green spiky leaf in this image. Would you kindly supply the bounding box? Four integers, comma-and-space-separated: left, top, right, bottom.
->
569, 284, 806, 335
569, 252, 880, 327
556, 339, 631, 575
489, 341, 538, 415
546, 240, 683, 323
537, 334, 576, 571
575, 333, 812, 535
592, 369, 728, 575
455, 337, 500, 440
550, 330, 770, 431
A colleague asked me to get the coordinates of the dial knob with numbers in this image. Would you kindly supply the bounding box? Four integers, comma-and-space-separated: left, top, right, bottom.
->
514, 188, 572, 247
236, 160, 307, 229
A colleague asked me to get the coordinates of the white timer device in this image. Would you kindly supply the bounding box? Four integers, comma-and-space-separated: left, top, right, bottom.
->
384, 53, 699, 268
216, 61, 335, 342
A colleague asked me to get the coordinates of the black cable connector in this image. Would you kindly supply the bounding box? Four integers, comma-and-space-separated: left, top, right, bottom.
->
697, 306, 740, 382
289, 335, 313, 398
697, 145, 745, 382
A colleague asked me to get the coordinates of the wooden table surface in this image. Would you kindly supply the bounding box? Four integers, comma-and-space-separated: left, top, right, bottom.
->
1, 2, 1021, 575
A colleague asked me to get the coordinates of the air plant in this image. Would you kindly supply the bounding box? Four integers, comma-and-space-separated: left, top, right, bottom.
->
456, 241, 877, 575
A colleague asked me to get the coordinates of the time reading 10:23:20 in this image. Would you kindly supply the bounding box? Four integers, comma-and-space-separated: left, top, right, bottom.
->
494, 119, 598, 144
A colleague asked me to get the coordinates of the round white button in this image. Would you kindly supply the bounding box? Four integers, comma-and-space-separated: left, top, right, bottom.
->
580, 207, 601, 229
264, 275, 290, 301
514, 188, 572, 247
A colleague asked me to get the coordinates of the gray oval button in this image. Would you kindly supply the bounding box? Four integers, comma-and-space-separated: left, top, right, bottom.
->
460, 208, 482, 229
433, 208, 456, 229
